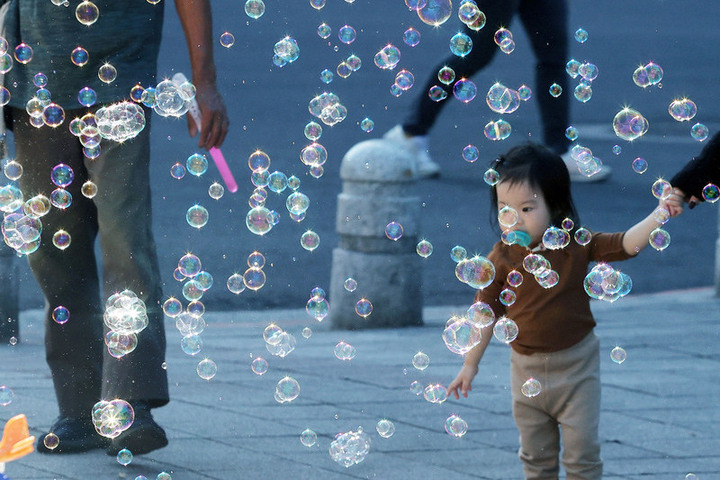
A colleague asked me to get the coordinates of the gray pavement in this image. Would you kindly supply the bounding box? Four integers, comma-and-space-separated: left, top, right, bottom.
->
0, 287, 718, 479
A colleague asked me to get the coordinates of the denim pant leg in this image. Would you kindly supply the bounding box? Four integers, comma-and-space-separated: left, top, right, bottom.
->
83, 110, 169, 407
12, 108, 104, 419
402, 1, 520, 136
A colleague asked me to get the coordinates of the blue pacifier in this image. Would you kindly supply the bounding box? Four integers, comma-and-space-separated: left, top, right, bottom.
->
513, 231, 532, 248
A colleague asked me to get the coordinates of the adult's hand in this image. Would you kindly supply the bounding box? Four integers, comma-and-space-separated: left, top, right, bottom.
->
188, 82, 228, 150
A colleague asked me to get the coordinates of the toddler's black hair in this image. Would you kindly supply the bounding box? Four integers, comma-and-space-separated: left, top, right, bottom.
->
490, 143, 580, 229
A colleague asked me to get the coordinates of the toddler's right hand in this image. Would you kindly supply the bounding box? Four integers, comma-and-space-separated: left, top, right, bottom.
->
447, 364, 479, 399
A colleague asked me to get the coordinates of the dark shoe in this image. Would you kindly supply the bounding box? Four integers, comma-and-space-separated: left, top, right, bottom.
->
36, 417, 109, 454
106, 403, 167, 456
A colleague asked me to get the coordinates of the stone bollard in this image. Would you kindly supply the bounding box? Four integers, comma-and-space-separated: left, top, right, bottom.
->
0, 244, 19, 342
329, 139, 423, 329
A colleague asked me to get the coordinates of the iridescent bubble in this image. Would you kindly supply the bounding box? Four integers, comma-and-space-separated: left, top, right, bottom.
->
14, 43, 33, 64
300, 230, 320, 252
521, 377, 542, 397
43, 432, 59, 450
286, 191, 310, 215
186, 153, 208, 176
178, 253, 202, 277
248, 251, 266, 268
499, 38, 515, 54
542, 226, 570, 250
360, 117, 374, 133
346, 54, 362, 71
51, 164, 74, 188
691, 123, 709, 142
275, 376, 300, 403
300, 428, 317, 447
43, 104, 65, 127
355, 298, 373, 317
702, 184, 720, 203
208, 182, 224, 200
197, 358, 217, 380
344, 277, 357, 292
334, 341, 357, 361
0, 385, 13, 406
317, 23, 331, 39
516, 84, 531, 101
417, 0, 452, 26
405, 0, 427, 10
385, 221, 403, 241
566, 61, 580, 79
423, 383, 448, 403
668, 98, 697, 122
565, 126, 579, 141
549, 83, 562, 97
52, 229, 71, 250
244, 0, 265, 19
462, 144, 479, 163
453, 78, 477, 103
410, 380, 423, 395
243, 267, 266, 291
304, 121, 322, 141
274, 36, 300, 65
449, 32, 472, 57
374, 44, 401, 70
320, 69, 333, 84
574, 83, 592, 103
466, 301, 495, 327
651, 179, 671, 199
329, 428, 371, 467
51, 188, 72, 209
411, 351, 430, 371
52, 305, 70, 324
648, 227, 670, 251
443, 315, 482, 354
493, 316, 518, 343
579, 63, 598, 81
436, 67, 456, 86
645, 62, 663, 85
483, 168, 500, 186
248, 150, 271, 172
310, 0, 326, 9
631, 157, 648, 174
574, 28, 588, 43
498, 205, 518, 228
186, 204, 209, 229
91, 399, 134, 439
75, 0, 99, 25
416, 239, 433, 258
116, 448, 133, 466
613, 107, 649, 141
77, 87, 97, 107
251, 356, 268, 375
428, 85, 448, 102
395, 69, 414, 91
226, 273, 246, 294
338, 25, 357, 44
403, 27, 421, 47
98, 63, 118, 84
218, 31, 235, 48
375, 419, 395, 439
162, 297, 182, 318
444, 414, 467, 437
71, 46, 89, 67
180, 334, 203, 356
246, 206, 273, 235
499, 288, 516, 306
494, 27, 512, 45
450, 245, 467, 262
632, 65, 650, 88
302, 327, 312, 339
484, 119, 512, 141
610, 346, 626, 364
306, 295, 329, 321
458, 1, 483, 26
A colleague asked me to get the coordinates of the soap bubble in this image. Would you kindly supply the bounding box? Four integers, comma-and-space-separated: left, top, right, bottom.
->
385, 221, 403, 241
484, 119, 512, 141
668, 98, 697, 122
334, 341, 357, 361
246, 206, 273, 235
613, 107, 649, 141
437, 66, 455, 85
499, 289, 516, 306
702, 184, 720, 203
244, 0, 265, 18
43, 432, 59, 450
186, 205, 209, 229
444, 414, 468, 437
116, 448, 133, 466
186, 153, 208, 176
243, 267, 266, 291
43, 104, 66, 127
300, 230, 320, 251
450, 245, 467, 262
542, 226, 570, 250
180, 334, 203, 356
565, 126, 578, 141
170, 163, 185, 179
360, 118, 374, 133
632, 157, 648, 174
449, 32, 472, 57
52, 305, 70, 324
98, 63, 118, 84
275, 376, 300, 403
574, 227, 592, 245
52, 229, 71, 250
455, 255, 495, 289
462, 144, 479, 163
466, 301, 495, 327
549, 83, 562, 97
71, 46, 89, 66
574, 28, 588, 43
428, 86, 448, 102
395, 69, 415, 91
458, 1, 483, 26
443, 315, 482, 354
250, 356, 268, 375
329, 428, 371, 468
274, 36, 300, 66
651, 179, 671, 199
648, 228, 670, 251
374, 44, 401, 70
355, 298, 373, 317
0, 385, 13, 406
610, 346, 626, 364
95, 101, 146, 142
306, 295, 329, 321
77, 87, 97, 107
344, 278, 357, 292
579, 62, 598, 81
498, 205, 518, 228
574, 83, 592, 103
338, 25, 357, 45
412, 351, 429, 370
92, 399, 134, 439
403, 27, 421, 47
691, 123, 709, 142
423, 383, 448, 403
453, 78, 477, 103
483, 168, 499, 186
416, 239, 433, 257
196, 358, 217, 380
375, 419, 395, 439
521, 378, 542, 397
417, 0, 452, 26
317, 23, 331, 39
75, 1, 99, 25
300, 428, 317, 447
493, 317, 518, 343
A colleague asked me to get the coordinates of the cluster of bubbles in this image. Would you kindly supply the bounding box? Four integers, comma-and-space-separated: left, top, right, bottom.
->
275, 375, 301, 403
565, 57, 599, 103
458, 1, 486, 30
92, 399, 134, 439
263, 323, 297, 358
493, 27, 516, 54
95, 101, 146, 143
444, 414, 468, 437
329, 428, 371, 467
2, 209, 43, 256
334, 340, 357, 361
151, 78, 196, 118
172, 253, 215, 303
103, 290, 149, 358
583, 263, 633, 302
667, 98, 708, 141
632, 61, 663, 89
374, 44, 402, 71
613, 107, 649, 142
273, 36, 300, 67
568, 144, 606, 179
443, 314, 483, 355
454, 254, 495, 289
306, 286, 330, 321
226, 251, 268, 294
520, 252, 559, 289
390, 69, 414, 97
308, 92, 347, 127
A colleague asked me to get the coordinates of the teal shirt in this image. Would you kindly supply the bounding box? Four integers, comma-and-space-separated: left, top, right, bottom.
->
3, 0, 164, 110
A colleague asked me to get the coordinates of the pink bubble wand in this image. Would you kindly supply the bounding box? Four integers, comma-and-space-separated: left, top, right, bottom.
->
172, 73, 237, 193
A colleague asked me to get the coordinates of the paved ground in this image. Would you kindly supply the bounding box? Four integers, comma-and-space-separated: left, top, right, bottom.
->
0, 287, 718, 479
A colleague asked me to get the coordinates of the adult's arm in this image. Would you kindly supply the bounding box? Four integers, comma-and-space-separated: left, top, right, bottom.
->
670, 131, 720, 203
174, 0, 229, 149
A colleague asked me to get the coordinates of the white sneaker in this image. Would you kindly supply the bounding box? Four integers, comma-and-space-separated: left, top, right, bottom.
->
383, 125, 441, 178
561, 150, 612, 183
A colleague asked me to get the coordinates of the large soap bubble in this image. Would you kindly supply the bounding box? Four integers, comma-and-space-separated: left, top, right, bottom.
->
613, 107, 648, 141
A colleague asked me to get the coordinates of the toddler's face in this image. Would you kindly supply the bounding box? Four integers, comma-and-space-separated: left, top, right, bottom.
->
496, 180, 551, 248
